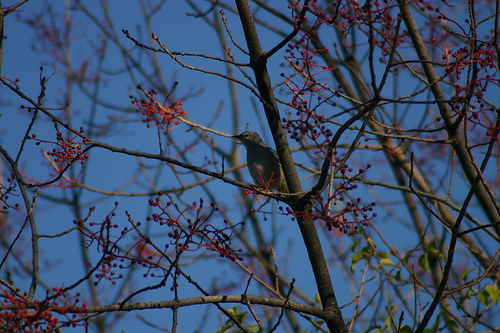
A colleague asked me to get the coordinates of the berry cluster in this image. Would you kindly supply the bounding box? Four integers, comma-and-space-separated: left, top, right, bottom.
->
147, 194, 244, 261
131, 89, 186, 133
0, 286, 86, 332
279, 164, 376, 233
28, 124, 88, 165
1, 176, 19, 213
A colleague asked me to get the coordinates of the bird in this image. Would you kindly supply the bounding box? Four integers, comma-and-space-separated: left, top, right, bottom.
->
232, 131, 289, 193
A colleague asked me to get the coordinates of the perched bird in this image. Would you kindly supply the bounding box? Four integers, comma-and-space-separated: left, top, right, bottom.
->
232, 131, 289, 193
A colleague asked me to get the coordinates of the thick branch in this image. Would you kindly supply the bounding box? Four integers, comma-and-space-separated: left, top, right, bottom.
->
9, 294, 337, 321
234, 1, 347, 332
234, 0, 301, 195
397, 0, 500, 233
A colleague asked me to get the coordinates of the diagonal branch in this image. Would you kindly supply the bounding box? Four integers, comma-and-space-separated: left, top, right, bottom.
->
396, 0, 500, 234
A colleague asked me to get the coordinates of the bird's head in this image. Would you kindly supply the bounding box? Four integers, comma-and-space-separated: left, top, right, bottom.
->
232, 131, 264, 147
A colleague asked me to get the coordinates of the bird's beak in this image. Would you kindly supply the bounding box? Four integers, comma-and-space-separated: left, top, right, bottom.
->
232, 134, 242, 144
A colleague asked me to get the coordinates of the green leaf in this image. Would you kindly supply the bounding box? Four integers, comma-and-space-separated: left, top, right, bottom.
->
227, 307, 246, 324
399, 325, 414, 333
424, 241, 439, 253
315, 292, 321, 306
477, 289, 489, 305
461, 268, 474, 282
424, 241, 444, 260
477, 284, 500, 306
394, 270, 402, 282
378, 258, 395, 266
403, 249, 417, 264
375, 251, 389, 259
384, 305, 395, 328
486, 284, 500, 305
350, 236, 363, 252
350, 247, 370, 273
247, 325, 260, 333
418, 253, 430, 272
442, 320, 458, 329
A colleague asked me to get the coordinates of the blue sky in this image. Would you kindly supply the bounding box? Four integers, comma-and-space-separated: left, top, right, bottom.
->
1, 0, 499, 332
